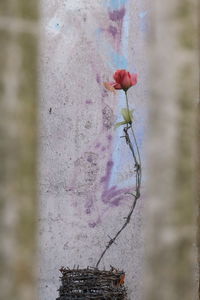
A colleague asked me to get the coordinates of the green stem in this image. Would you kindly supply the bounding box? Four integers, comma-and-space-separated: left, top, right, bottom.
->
125, 91, 142, 177
125, 91, 131, 120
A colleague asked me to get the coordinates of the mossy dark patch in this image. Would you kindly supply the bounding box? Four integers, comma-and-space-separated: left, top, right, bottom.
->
176, 0, 196, 49
0, 1, 39, 298
0, 29, 11, 97
173, 64, 195, 225
15, 32, 38, 253
18, 32, 38, 103
0, 1, 38, 20
179, 29, 195, 50
176, 0, 191, 19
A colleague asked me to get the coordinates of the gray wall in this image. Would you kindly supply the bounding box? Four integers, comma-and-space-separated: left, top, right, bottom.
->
39, 0, 148, 299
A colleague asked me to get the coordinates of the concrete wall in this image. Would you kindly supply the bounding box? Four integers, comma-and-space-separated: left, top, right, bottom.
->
0, 2, 39, 300
39, 0, 148, 299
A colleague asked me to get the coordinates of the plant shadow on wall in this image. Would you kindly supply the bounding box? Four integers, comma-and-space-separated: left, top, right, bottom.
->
56, 70, 141, 300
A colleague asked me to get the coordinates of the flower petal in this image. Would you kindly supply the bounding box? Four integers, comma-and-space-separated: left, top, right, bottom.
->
113, 69, 126, 83
121, 72, 132, 90
130, 73, 138, 86
113, 83, 122, 90
103, 82, 116, 93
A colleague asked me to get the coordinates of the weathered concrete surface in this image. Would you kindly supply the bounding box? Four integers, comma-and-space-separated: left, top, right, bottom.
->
144, 0, 199, 299
39, 0, 148, 299
0, 1, 39, 300
198, 102, 200, 299
197, 4, 200, 298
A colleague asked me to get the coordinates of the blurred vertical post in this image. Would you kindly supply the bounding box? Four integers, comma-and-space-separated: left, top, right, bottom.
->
145, 0, 198, 300
198, 101, 200, 299
197, 2, 200, 298
0, 1, 39, 300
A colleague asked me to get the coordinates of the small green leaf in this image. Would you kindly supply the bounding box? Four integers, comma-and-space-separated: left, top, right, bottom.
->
121, 108, 134, 123
115, 108, 134, 129
115, 121, 127, 128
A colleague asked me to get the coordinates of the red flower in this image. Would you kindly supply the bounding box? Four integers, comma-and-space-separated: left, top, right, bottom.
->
104, 69, 138, 92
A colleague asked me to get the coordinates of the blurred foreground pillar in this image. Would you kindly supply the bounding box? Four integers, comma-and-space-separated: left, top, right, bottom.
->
0, 1, 39, 300
145, 0, 198, 300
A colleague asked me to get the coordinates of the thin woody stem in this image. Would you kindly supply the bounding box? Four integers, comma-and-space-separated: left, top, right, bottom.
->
126, 90, 141, 177
127, 90, 142, 182
95, 92, 142, 268
131, 126, 142, 185
126, 90, 141, 171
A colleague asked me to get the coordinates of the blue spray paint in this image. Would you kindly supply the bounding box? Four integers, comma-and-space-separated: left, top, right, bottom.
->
110, 48, 128, 69
139, 10, 148, 32
47, 17, 62, 32
108, 0, 129, 10
109, 5, 131, 188
97, 0, 143, 190
139, 11, 148, 18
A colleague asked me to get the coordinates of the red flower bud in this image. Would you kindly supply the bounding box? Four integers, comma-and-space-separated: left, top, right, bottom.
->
113, 69, 138, 91
104, 69, 138, 92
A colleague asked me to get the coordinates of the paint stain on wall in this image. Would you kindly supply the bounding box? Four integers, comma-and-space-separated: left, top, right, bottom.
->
63, 0, 135, 229
108, 25, 118, 38
109, 7, 126, 22
108, 0, 128, 10
85, 99, 93, 104
100, 160, 131, 207
71, 152, 99, 195
95, 1, 128, 69
102, 105, 114, 130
